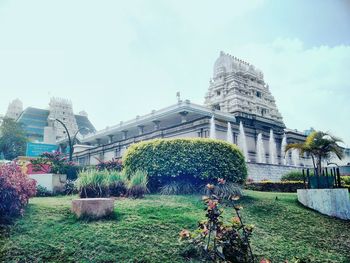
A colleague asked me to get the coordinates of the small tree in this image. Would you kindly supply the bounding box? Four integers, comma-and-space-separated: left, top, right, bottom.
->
0, 118, 27, 160
285, 131, 343, 175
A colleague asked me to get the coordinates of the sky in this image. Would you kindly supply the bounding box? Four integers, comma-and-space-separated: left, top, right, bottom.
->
0, 0, 349, 145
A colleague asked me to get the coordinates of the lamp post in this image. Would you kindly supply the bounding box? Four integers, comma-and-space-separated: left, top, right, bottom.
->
49, 118, 89, 162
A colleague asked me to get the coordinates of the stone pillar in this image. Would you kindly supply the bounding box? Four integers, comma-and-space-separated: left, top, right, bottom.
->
179, 111, 189, 123
122, 130, 128, 140
153, 120, 161, 131
137, 125, 145, 135
107, 135, 114, 143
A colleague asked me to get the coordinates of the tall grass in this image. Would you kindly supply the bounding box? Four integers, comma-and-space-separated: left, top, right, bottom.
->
76, 169, 147, 198
108, 171, 127, 197
127, 170, 148, 198
76, 169, 110, 198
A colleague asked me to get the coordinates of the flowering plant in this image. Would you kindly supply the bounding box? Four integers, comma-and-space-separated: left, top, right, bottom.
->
180, 179, 255, 262
96, 158, 123, 172
31, 151, 77, 175
0, 162, 36, 222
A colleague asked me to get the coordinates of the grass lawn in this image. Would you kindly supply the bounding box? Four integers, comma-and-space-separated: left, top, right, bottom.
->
1, 191, 350, 262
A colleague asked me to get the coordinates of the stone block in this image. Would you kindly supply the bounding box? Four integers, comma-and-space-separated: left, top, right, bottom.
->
72, 198, 115, 219
297, 189, 350, 220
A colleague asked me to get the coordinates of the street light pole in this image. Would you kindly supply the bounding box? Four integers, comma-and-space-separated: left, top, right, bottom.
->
53, 119, 73, 161
50, 118, 90, 162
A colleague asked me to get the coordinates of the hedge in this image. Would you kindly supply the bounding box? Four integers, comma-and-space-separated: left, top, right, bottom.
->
245, 181, 305, 192
123, 138, 247, 184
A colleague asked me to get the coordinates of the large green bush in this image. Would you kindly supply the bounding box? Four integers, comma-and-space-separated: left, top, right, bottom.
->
123, 138, 247, 184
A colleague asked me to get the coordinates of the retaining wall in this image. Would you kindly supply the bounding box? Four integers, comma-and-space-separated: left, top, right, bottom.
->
247, 163, 303, 182
297, 189, 350, 220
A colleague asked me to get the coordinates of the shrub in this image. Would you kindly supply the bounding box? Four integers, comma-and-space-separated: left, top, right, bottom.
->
76, 169, 110, 198
96, 158, 123, 172
281, 171, 304, 181
31, 151, 80, 179
179, 181, 255, 262
245, 181, 304, 192
0, 163, 36, 222
36, 185, 52, 197
123, 139, 247, 189
127, 170, 148, 198
341, 176, 350, 191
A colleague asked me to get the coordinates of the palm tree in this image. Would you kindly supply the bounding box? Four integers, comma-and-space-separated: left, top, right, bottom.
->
285, 131, 344, 175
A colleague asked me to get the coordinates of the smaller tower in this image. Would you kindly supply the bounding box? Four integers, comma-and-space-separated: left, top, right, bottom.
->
48, 97, 78, 139
5, 99, 23, 120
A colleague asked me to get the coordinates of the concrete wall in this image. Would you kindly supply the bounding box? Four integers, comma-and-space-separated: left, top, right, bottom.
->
297, 189, 350, 220
29, 173, 67, 193
247, 163, 303, 182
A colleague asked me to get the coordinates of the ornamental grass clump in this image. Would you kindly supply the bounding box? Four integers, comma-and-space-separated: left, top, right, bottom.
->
127, 170, 148, 198
108, 171, 127, 197
76, 169, 110, 198
180, 179, 255, 263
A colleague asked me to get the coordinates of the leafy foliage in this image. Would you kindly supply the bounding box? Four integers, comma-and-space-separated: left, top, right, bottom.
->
245, 181, 305, 192
31, 151, 81, 180
281, 171, 306, 181
96, 158, 123, 172
180, 181, 255, 262
0, 163, 36, 222
35, 185, 52, 197
123, 138, 247, 186
0, 118, 27, 160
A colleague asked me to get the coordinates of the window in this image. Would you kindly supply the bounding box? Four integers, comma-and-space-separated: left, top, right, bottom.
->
216, 91, 221, 96
256, 91, 262, 98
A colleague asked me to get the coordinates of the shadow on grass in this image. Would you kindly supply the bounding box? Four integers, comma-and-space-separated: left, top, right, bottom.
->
72, 210, 123, 223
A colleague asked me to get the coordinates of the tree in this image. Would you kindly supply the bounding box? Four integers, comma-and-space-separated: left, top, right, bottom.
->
285, 131, 344, 175
0, 118, 27, 160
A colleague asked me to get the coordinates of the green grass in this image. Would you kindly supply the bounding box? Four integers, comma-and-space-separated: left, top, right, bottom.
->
1, 191, 350, 262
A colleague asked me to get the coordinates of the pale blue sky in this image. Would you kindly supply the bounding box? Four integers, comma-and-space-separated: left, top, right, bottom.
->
0, 0, 349, 145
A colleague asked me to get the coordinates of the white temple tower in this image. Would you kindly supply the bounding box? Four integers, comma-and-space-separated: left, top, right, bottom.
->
5, 98, 23, 120
48, 97, 79, 139
205, 51, 284, 125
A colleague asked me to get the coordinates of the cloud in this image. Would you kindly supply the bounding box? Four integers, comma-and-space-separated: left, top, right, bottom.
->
231, 38, 350, 146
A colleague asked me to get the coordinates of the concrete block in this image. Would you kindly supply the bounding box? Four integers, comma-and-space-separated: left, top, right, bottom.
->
297, 189, 350, 220
72, 198, 115, 219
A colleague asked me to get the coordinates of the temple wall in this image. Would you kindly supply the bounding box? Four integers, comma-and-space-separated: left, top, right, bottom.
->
247, 163, 303, 182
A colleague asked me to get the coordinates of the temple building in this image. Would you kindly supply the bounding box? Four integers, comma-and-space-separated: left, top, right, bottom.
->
5, 98, 23, 120
67, 51, 310, 168
3, 98, 96, 143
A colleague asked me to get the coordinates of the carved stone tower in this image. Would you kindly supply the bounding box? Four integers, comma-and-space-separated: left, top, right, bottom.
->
204, 51, 284, 126
48, 97, 79, 139
5, 98, 23, 120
